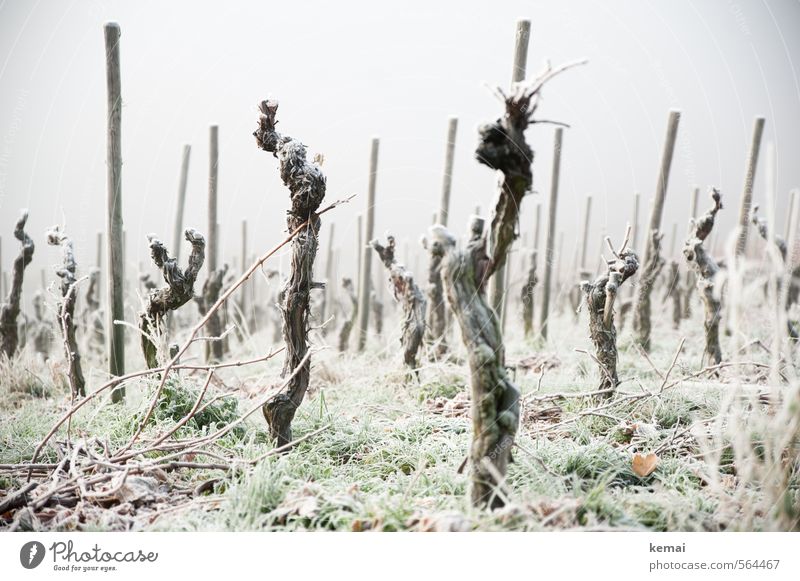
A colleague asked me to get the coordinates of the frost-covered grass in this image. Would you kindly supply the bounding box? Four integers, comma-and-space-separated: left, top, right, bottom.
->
1, 277, 798, 531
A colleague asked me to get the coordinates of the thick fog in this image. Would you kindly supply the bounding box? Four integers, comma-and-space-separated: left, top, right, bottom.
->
1, 0, 799, 302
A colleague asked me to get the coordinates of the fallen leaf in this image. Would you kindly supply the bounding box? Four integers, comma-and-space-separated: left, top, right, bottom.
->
632, 452, 659, 477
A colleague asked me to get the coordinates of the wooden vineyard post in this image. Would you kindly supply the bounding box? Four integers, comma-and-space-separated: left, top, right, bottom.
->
239, 219, 248, 326
632, 110, 680, 351
321, 223, 335, 335
539, 128, 563, 340
172, 144, 191, 262
580, 195, 592, 273
735, 117, 766, 257
104, 22, 125, 401
357, 138, 379, 352
438, 117, 458, 226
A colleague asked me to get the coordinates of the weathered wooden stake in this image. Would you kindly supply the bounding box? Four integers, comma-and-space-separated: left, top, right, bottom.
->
357, 138, 379, 352
539, 128, 563, 340
735, 117, 766, 257
172, 144, 191, 262
683, 186, 700, 319
240, 219, 248, 316
356, 214, 363, 319
631, 193, 641, 254
438, 117, 458, 226
201, 125, 224, 362
633, 110, 680, 351
785, 189, 797, 243
580, 195, 592, 270
320, 222, 335, 335
789, 189, 800, 267
104, 22, 125, 400
208, 126, 219, 272
668, 222, 678, 258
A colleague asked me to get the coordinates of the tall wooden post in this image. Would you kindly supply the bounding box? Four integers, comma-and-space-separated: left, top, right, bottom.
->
357, 138, 379, 351
94, 231, 103, 308
690, 186, 700, 225
668, 222, 678, 258
172, 144, 191, 261
633, 110, 680, 350
321, 222, 335, 327
647, 112, 680, 240
438, 117, 458, 226
356, 214, 363, 302
490, 19, 530, 318
208, 126, 219, 272
785, 189, 797, 243
787, 189, 800, 267
240, 219, 247, 314
104, 22, 125, 400
735, 117, 766, 257
631, 193, 641, 251
539, 127, 563, 340
579, 195, 592, 271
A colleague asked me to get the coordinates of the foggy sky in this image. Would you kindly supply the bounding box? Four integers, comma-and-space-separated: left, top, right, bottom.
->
1, 0, 799, 302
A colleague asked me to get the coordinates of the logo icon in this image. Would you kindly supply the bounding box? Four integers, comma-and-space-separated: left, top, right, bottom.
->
20, 541, 46, 569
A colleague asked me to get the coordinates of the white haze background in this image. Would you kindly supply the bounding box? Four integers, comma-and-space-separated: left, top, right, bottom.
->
0, 0, 799, 301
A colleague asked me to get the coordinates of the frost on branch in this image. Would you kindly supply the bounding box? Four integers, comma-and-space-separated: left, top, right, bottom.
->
140, 229, 205, 368
684, 188, 723, 365
46, 226, 85, 398
432, 217, 519, 509
254, 98, 327, 447
581, 229, 639, 395
0, 210, 34, 359
371, 234, 426, 370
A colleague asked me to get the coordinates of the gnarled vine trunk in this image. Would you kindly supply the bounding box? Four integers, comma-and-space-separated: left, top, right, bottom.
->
46, 227, 85, 398
254, 99, 327, 447
581, 233, 638, 395
0, 211, 34, 359
140, 229, 205, 368
434, 218, 519, 509
751, 205, 800, 338
632, 230, 666, 350
521, 250, 537, 336
338, 277, 357, 352
433, 61, 581, 508
684, 188, 723, 365
371, 234, 426, 370
663, 260, 682, 330
30, 291, 52, 361
423, 235, 447, 357
195, 264, 228, 363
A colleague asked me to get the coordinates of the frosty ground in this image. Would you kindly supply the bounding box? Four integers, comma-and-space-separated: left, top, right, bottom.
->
2, 271, 794, 533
